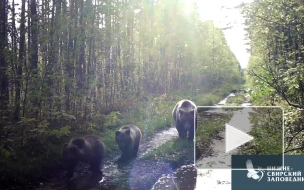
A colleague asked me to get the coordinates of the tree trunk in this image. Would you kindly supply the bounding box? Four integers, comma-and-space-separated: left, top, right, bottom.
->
14, 0, 26, 122
0, 0, 9, 126
29, 0, 39, 118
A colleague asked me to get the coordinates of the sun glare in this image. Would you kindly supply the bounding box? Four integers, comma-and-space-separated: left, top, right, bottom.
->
196, 0, 226, 21
195, 0, 252, 69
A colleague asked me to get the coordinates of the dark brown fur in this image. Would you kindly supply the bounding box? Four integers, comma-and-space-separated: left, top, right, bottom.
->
61, 135, 105, 179
115, 124, 142, 162
172, 99, 197, 141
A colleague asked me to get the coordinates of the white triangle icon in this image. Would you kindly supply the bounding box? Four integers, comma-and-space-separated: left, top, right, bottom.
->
225, 123, 254, 153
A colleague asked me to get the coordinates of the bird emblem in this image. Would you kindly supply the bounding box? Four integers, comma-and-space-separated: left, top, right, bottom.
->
246, 159, 264, 182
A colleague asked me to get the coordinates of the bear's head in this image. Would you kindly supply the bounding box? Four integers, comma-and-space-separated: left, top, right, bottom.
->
61, 138, 85, 168
115, 128, 132, 149
178, 108, 195, 131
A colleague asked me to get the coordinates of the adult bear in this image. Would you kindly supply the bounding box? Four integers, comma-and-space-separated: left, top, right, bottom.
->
61, 135, 105, 179
115, 124, 142, 163
172, 99, 197, 141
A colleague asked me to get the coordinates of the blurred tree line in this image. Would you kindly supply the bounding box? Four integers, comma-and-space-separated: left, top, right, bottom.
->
242, 0, 304, 154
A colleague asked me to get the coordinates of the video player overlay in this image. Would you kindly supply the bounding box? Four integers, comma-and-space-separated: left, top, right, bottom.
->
195, 106, 283, 169
232, 155, 304, 190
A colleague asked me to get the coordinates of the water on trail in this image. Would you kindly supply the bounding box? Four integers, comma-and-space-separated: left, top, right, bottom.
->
195, 93, 252, 189
216, 93, 235, 105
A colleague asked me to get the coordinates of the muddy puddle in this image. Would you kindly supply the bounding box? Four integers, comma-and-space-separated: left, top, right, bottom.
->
195, 93, 252, 189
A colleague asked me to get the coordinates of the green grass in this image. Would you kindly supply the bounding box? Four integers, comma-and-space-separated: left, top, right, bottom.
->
194, 93, 223, 106
195, 109, 234, 159
226, 94, 246, 105
142, 138, 194, 163
196, 112, 233, 141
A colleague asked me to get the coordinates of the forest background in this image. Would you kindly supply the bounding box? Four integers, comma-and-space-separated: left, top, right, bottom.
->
0, 0, 245, 186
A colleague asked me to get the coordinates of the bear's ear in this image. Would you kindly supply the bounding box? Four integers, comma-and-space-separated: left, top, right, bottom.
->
115, 131, 120, 136
125, 129, 131, 135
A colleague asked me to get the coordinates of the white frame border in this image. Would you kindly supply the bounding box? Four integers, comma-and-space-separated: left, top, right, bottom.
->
194, 106, 284, 171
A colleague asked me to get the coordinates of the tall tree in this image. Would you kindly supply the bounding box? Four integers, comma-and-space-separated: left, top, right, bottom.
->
0, 0, 9, 125
13, 0, 26, 121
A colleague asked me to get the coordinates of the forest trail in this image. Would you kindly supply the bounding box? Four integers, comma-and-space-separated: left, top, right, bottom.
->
36, 92, 248, 190
99, 125, 180, 189
36, 123, 180, 190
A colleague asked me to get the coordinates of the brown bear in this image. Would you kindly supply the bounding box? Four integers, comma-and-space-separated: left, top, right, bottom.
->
61, 135, 105, 179
172, 99, 197, 141
115, 124, 142, 163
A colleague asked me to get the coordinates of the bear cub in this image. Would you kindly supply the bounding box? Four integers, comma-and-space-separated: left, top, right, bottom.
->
61, 135, 105, 179
172, 99, 197, 141
115, 124, 142, 163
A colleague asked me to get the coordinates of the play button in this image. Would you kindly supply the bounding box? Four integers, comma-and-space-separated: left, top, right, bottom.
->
225, 123, 254, 153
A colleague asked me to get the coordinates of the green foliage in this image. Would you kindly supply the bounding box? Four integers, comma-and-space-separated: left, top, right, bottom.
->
125, 95, 175, 136
0, 146, 11, 158
226, 94, 246, 105
100, 130, 118, 152
53, 111, 77, 121
0, 135, 64, 188
238, 108, 283, 155
104, 111, 122, 128
194, 93, 222, 106
49, 126, 71, 138
242, 0, 304, 154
